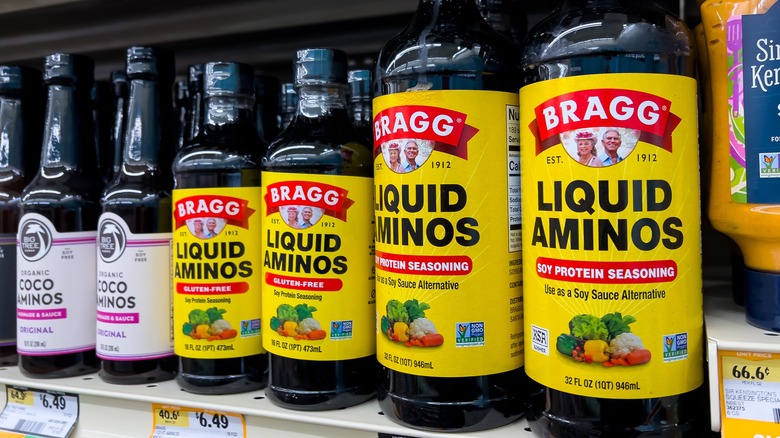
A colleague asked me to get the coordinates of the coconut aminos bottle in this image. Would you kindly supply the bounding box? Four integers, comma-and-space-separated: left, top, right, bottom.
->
17, 53, 103, 378
519, 0, 708, 435
97, 47, 177, 384
172, 62, 267, 394
261, 48, 375, 410
0, 66, 43, 366
373, 0, 528, 431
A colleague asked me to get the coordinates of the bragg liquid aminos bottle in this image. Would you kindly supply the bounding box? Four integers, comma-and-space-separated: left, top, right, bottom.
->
97, 47, 177, 384
17, 53, 102, 378
279, 82, 298, 131
261, 48, 376, 410
172, 62, 267, 394
373, 0, 528, 431
0, 66, 43, 366
520, 1, 708, 435
108, 71, 128, 183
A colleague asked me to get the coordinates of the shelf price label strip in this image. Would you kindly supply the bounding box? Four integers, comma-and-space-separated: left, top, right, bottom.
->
0, 385, 78, 438
719, 350, 780, 435
150, 404, 245, 438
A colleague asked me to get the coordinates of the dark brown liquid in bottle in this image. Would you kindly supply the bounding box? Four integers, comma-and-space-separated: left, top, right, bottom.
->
173, 62, 267, 394
19, 53, 102, 378
98, 47, 177, 384
0, 66, 43, 366
373, 0, 530, 431
263, 50, 376, 410
521, 1, 709, 436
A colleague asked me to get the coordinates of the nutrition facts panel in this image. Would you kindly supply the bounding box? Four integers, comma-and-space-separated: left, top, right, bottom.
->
507, 104, 521, 253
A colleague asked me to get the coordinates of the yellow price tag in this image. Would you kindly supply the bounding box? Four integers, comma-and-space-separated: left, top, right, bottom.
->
152, 404, 189, 428
719, 351, 780, 436
5, 387, 33, 406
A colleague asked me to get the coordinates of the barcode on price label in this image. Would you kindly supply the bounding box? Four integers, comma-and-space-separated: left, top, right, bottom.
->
720, 350, 780, 435
0, 385, 78, 438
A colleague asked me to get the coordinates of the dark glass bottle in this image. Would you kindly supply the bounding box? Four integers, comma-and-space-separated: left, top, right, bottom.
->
108, 71, 128, 184
97, 47, 177, 384
262, 48, 376, 411
17, 53, 102, 378
373, 0, 528, 431
92, 80, 113, 184
279, 82, 297, 131
172, 62, 267, 394
0, 66, 43, 366
186, 64, 204, 144
175, 79, 189, 152
347, 69, 372, 145
254, 74, 281, 144
520, 1, 708, 436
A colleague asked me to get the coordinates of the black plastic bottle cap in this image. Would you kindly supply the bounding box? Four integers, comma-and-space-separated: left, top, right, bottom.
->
295, 48, 348, 86
204, 62, 254, 97
347, 69, 371, 97
44, 53, 94, 86
110, 70, 128, 97
126, 46, 175, 80
0, 65, 40, 91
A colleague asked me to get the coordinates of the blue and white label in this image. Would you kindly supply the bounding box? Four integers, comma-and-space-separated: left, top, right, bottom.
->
662, 332, 688, 362
455, 321, 485, 347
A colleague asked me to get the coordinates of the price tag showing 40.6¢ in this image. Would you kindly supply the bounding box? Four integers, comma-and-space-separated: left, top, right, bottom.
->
720, 351, 780, 436
151, 404, 244, 438
0, 385, 78, 438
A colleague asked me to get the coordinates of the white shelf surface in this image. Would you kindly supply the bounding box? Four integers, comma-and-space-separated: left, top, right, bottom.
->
0, 366, 531, 438
704, 281, 780, 433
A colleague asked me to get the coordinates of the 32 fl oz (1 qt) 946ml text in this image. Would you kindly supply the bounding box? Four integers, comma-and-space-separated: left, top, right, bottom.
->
564, 376, 641, 391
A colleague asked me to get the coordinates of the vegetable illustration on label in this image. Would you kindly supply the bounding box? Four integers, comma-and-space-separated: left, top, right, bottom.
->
269, 303, 326, 341
556, 312, 650, 367
182, 307, 237, 341
381, 299, 443, 348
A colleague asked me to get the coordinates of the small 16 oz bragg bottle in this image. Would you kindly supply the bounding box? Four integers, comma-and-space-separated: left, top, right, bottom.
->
0, 66, 43, 366
17, 53, 103, 378
520, 0, 707, 435
373, 0, 527, 431
172, 62, 267, 394
97, 47, 177, 384
261, 48, 375, 410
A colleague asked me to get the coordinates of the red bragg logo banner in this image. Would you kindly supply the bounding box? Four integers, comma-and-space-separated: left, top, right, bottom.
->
174, 195, 255, 229
373, 105, 478, 160
264, 181, 355, 222
528, 89, 681, 155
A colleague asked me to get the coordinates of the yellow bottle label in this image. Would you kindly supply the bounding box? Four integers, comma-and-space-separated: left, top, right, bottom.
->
260, 173, 375, 360
172, 187, 264, 359
520, 73, 703, 398
372, 90, 523, 377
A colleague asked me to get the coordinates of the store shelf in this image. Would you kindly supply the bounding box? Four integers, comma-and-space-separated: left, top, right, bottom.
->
704, 281, 780, 433
0, 366, 531, 438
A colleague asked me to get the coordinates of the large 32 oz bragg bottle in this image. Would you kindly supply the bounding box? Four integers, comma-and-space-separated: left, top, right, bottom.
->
97, 47, 177, 384
0, 66, 43, 366
373, 0, 528, 431
172, 62, 267, 394
261, 48, 375, 410
520, 0, 708, 435
17, 53, 103, 378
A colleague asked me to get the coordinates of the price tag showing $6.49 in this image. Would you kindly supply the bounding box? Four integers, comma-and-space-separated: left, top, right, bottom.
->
151, 404, 244, 438
720, 351, 780, 436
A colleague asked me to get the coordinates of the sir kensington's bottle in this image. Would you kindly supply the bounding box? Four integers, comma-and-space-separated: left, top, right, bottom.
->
520, 1, 708, 435
261, 48, 376, 410
17, 53, 103, 378
172, 62, 267, 394
373, 0, 528, 431
97, 47, 177, 384
0, 66, 43, 366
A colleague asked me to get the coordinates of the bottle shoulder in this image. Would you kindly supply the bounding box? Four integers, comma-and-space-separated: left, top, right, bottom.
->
173, 131, 263, 173
21, 170, 104, 203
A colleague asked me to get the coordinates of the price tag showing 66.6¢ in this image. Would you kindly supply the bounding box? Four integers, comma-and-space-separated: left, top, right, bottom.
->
151, 404, 245, 438
720, 351, 780, 436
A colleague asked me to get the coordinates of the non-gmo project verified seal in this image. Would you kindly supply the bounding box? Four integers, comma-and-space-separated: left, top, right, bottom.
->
759, 152, 780, 178
455, 322, 484, 347
330, 320, 352, 340
240, 319, 261, 337
663, 333, 688, 362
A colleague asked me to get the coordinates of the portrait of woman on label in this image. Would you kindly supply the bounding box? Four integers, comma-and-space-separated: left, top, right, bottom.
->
562, 128, 639, 167
283, 206, 324, 229
382, 138, 432, 173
